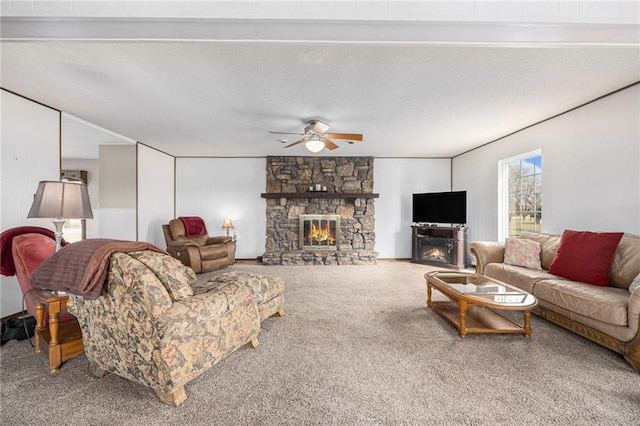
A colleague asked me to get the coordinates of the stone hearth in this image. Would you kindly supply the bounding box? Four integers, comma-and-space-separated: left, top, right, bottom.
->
262, 156, 378, 265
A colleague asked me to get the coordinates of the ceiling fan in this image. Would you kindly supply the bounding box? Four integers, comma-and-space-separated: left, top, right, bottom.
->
269, 120, 363, 153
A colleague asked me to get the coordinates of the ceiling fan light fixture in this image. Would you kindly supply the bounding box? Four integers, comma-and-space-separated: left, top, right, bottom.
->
271, 121, 362, 152
305, 139, 325, 153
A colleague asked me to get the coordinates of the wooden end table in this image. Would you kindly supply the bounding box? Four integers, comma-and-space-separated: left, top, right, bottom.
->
30, 290, 84, 373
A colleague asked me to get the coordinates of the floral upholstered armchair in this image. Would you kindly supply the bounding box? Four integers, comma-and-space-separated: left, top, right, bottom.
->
67, 250, 261, 406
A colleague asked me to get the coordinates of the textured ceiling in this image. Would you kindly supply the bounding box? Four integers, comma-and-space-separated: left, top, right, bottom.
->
62, 114, 135, 160
1, 17, 639, 158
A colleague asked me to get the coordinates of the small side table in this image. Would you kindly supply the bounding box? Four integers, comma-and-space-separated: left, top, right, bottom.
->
30, 290, 84, 373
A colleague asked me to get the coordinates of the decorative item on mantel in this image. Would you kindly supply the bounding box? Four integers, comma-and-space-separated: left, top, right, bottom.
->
261, 192, 379, 199
308, 184, 328, 192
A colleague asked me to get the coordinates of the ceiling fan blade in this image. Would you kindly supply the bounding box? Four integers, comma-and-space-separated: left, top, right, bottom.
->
312, 121, 330, 134
284, 137, 308, 148
269, 131, 305, 136
326, 133, 363, 141
321, 137, 339, 150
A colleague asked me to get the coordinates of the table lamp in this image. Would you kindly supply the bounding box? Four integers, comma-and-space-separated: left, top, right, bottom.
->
221, 219, 234, 236
27, 181, 94, 251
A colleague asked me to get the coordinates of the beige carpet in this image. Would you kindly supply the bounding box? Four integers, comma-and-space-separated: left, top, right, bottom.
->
1, 260, 638, 425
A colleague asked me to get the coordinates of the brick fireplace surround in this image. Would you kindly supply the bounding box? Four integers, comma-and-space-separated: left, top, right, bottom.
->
261, 156, 379, 265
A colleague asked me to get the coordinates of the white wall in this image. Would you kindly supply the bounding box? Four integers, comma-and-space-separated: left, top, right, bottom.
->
98, 144, 137, 240
453, 84, 640, 242
374, 159, 451, 258
64, 148, 141, 241
176, 157, 452, 259
99, 145, 136, 207
1, 90, 60, 317
138, 144, 175, 246
176, 158, 265, 259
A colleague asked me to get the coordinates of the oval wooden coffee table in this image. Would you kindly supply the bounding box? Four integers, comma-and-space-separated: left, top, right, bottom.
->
425, 271, 538, 338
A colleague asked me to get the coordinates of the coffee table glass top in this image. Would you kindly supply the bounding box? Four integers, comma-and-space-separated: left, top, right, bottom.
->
429, 272, 536, 307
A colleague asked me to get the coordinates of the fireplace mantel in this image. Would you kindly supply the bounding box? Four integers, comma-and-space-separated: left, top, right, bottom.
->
261, 193, 379, 199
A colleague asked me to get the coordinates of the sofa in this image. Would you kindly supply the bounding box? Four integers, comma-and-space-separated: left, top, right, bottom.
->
469, 231, 640, 372
162, 218, 235, 273
68, 250, 284, 406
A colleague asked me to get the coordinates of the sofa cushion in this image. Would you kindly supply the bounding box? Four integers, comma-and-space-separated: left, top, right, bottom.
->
519, 231, 561, 270
175, 235, 209, 246
12, 233, 55, 279
504, 238, 541, 270
548, 230, 623, 287
169, 219, 187, 238
199, 244, 229, 261
533, 279, 630, 326
204, 272, 285, 305
105, 252, 173, 318
484, 263, 558, 294
12, 234, 75, 324
536, 298, 636, 342
610, 234, 640, 290
128, 250, 195, 301
629, 272, 640, 294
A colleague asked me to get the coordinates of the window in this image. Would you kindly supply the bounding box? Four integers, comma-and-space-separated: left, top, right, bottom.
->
498, 150, 542, 241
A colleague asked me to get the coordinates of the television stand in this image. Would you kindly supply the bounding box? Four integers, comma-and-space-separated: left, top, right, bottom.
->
411, 225, 468, 270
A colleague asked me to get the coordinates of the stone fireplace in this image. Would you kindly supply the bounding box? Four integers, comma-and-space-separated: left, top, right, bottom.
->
261, 156, 378, 265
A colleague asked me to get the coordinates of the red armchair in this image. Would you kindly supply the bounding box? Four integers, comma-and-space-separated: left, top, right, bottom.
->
1, 227, 82, 372
1, 227, 66, 323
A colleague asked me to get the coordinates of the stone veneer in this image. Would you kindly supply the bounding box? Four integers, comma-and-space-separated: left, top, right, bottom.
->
262, 156, 378, 265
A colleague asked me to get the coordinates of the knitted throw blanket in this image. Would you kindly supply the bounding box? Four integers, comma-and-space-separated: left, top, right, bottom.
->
29, 239, 166, 300
179, 216, 208, 236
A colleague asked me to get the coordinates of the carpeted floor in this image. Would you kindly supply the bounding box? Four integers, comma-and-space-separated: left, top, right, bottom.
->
1, 260, 638, 425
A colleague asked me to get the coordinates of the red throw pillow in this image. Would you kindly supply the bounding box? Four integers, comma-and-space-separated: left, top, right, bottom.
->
549, 230, 624, 286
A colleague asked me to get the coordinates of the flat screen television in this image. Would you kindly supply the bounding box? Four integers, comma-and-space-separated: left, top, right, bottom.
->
412, 191, 466, 225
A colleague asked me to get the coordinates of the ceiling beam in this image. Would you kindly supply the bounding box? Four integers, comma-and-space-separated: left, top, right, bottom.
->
2, 18, 639, 47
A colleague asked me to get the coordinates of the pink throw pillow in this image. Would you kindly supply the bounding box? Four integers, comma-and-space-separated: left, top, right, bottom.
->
504, 238, 542, 270
549, 230, 623, 286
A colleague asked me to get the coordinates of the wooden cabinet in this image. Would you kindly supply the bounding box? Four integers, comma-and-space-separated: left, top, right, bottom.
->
411, 225, 468, 270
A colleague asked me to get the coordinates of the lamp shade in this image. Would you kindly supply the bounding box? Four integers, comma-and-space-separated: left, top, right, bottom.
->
221, 219, 234, 229
27, 181, 94, 220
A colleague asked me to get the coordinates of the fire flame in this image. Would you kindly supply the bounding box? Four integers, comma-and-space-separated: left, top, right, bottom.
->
424, 248, 445, 260
309, 222, 334, 244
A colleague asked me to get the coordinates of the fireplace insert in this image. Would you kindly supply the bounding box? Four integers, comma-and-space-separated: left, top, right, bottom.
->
411, 226, 467, 270
299, 214, 340, 250
417, 237, 454, 265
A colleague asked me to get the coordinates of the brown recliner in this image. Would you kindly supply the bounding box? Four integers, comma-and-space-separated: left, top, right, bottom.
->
162, 218, 235, 273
